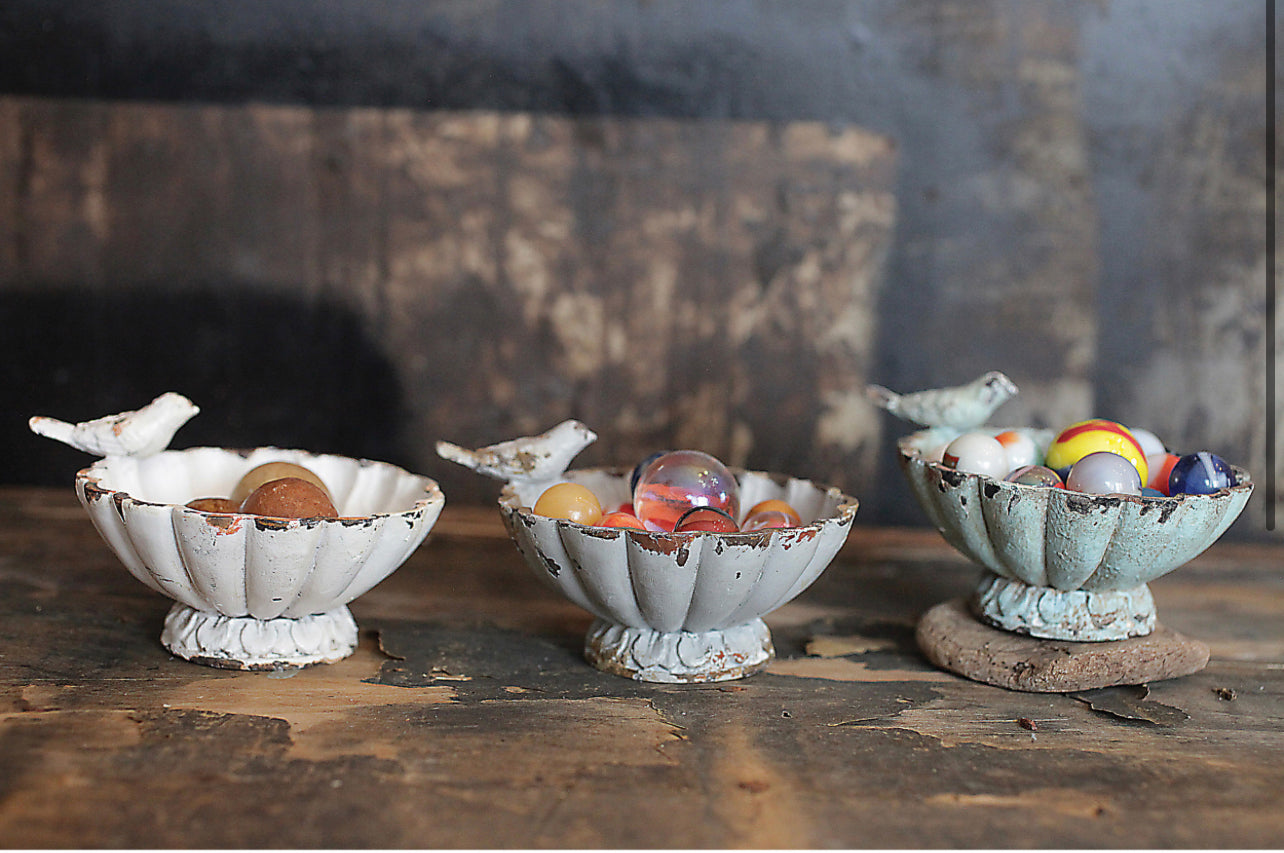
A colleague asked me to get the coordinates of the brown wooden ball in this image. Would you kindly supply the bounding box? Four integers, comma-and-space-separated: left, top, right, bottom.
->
230, 461, 332, 506
185, 497, 241, 513
239, 477, 338, 519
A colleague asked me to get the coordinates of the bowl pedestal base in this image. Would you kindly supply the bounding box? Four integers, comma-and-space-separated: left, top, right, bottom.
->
160, 603, 360, 670
972, 572, 1157, 641
917, 599, 1209, 693
584, 618, 774, 683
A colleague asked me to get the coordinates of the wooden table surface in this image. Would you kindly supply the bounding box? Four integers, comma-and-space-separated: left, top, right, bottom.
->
2, 486, 1282, 848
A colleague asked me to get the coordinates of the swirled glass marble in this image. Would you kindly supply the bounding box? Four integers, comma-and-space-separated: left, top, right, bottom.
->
1045, 419, 1148, 484
633, 450, 739, 532
1169, 452, 1236, 496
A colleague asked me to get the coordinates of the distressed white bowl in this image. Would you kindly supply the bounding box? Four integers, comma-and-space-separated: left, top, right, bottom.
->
500, 467, 859, 683
75, 447, 444, 669
898, 426, 1253, 640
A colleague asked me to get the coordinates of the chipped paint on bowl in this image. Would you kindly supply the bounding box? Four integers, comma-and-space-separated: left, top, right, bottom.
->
498, 466, 859, 682
75, 447, 445, 669
898, 426, 1253, 641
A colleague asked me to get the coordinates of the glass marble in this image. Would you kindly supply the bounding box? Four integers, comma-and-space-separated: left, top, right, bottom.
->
674, 506, 739, 533
1141, 487, 1167, 498
995, 430, 1039, 470
1168, 452, 1236, 496
633, 450, 739, 532
1004, 464, 1064, 488
741, 509, 797, 531
743, 499, 802, 527
941, 432, 1009, 478
1065, 451, 1142, 496
629, 451, 668, 496
1129, 427, 1166, 460
533, 482, 604, 526
598, 510, 647, 530
1045, 419, 1148, 485
1146, 452, 1180, 496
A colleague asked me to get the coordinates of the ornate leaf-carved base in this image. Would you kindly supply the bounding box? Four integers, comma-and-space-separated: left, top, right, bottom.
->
160, 603, 359, 670
972, 572, 1156, 641
584, 618, 774, 683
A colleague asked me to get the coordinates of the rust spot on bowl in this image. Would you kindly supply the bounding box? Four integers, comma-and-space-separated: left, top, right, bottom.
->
204, 514, 242, 533
250, 515, 331, 531
631, 535, 693, 566
1064, 493, 1120, 514
1137, 497, 1180, 523
938, 467, 967, 491
579, 525, 623, 540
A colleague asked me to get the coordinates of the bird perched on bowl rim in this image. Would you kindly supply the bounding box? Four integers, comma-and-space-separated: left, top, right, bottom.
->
30, 392, 200, 458
436, 419, 597, 489
865, 371, 1018, 430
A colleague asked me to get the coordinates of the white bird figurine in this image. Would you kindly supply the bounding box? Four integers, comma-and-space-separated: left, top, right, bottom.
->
29, 392, 200, 458
865, 371, 1018, 430
436, 419, 598, 486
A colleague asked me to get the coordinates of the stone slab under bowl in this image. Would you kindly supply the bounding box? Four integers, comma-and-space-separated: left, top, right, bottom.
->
917, 599, 1211, 692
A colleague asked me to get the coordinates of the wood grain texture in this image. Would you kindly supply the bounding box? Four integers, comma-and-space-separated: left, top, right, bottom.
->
0, 97, 897, 510
1, 486, 1282, 848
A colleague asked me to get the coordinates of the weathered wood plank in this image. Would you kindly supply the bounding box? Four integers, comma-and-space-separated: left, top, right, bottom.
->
1, 487, 1281, 848
1, 97, 898, 513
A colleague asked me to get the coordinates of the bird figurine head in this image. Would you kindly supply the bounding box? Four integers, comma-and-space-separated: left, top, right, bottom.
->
977, 371, 1019, 408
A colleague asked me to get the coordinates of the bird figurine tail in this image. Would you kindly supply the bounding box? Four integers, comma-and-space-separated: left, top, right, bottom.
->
27, 416, 77, 447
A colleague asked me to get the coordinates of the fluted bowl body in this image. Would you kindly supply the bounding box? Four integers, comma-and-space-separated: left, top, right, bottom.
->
75, 447, 444, 619
499, 467, 859, 633
898, 427, 1253, 592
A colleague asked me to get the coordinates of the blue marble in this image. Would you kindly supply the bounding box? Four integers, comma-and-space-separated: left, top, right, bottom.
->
1168, 452, 1236, 496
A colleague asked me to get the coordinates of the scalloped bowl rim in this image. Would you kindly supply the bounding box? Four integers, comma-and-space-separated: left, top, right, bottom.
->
494, 466, 860, 634
71, 446, 445, 620
896, 427, 1253, 507
498, 465, 860, 541
895, 426, 1254, 592
76, 446, 445, 521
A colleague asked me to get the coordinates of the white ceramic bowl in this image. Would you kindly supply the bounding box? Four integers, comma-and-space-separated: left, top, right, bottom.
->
75, 446, 444, 668
499, 467, 859, 682
898, 426, 1253, 640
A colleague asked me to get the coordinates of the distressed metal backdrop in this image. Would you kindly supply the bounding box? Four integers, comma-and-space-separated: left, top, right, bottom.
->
0, 0, 1276, 538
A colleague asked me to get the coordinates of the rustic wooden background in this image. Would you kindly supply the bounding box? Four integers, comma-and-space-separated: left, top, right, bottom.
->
0, 0, 1277, 538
